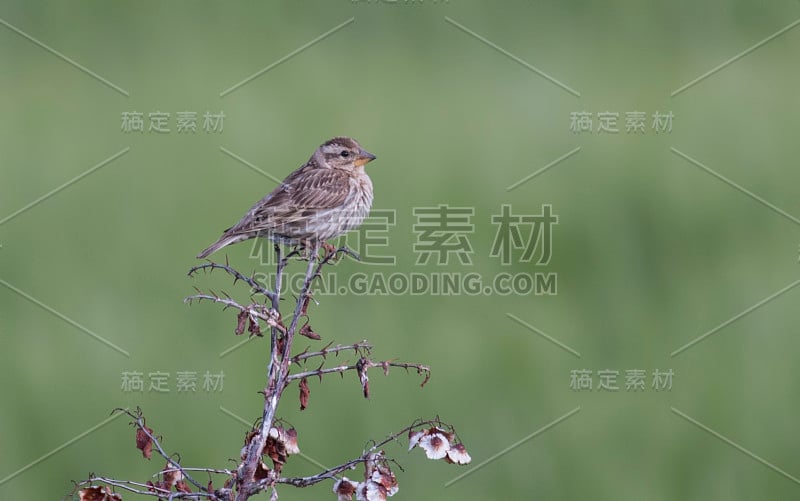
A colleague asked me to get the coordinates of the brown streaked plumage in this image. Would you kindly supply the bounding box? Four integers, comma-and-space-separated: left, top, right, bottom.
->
197, 137, 376, 259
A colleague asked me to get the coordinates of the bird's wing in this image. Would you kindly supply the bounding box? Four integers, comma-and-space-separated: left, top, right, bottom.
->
276, 166, 351, 210
227, 167, 351, 234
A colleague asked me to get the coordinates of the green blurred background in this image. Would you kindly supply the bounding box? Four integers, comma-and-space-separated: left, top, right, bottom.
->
2, 1, 799, 499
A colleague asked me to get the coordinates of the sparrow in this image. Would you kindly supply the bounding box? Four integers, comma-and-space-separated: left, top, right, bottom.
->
197, 137, 376, 259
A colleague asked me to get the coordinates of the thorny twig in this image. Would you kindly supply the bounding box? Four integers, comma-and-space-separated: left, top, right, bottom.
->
286, 358, 431, 386
116, 408, 206, 491
71, 476, 214, 499
67, 408, 236, 500
183, 294, 285, 336
291, 341, 373, 364
188, 260, 275, 302
276, 418, 457, 488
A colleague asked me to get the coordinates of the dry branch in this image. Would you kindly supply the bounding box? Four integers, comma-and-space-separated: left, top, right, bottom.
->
69, 244, 468, 501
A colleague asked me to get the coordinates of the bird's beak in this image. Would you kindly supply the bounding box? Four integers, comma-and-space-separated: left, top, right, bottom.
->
354, 149, 377, 167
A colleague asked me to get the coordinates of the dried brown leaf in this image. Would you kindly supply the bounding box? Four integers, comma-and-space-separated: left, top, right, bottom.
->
175, 480, 192, 493
299, 323, 321, 340
299, 377, 310, 410
248, 316, 262, 337
135, 426, 153, 459
235, 310, 248, 335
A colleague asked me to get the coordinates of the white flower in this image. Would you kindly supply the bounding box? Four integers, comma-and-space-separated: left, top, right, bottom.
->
445, 443, 472, 465
419, 431, 450, 460
408, 430, 425, 451
283, 428, 300, 455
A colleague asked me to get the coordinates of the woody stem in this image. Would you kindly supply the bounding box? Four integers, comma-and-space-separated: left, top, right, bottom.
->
236, 242, 320, 500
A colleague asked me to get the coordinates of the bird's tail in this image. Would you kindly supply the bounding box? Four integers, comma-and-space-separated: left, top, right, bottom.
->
196, 234, 246, 259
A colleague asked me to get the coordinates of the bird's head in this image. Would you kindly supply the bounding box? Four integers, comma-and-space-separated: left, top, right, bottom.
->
315, 137, 376, 171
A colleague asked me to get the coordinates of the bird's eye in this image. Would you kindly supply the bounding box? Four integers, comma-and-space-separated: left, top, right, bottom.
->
340, 150, 350, 158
